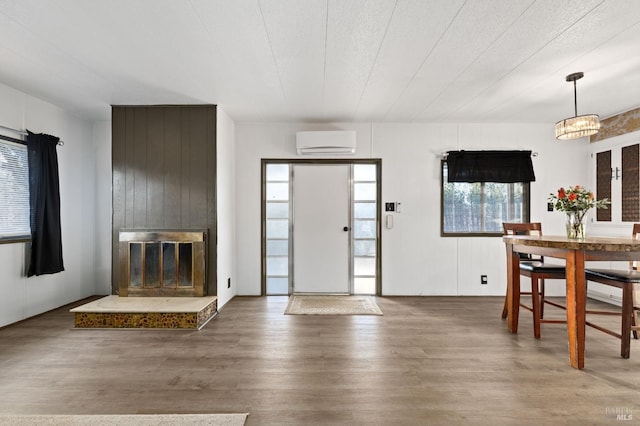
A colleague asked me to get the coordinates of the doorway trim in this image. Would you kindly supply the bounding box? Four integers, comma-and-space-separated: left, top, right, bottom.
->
261, 158, 382, 296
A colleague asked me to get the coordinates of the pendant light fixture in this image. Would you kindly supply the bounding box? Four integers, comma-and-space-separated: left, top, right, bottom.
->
555, 72, 600, 140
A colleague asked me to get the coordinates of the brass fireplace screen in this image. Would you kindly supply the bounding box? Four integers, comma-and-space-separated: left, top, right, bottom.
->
119, 230, 206, 297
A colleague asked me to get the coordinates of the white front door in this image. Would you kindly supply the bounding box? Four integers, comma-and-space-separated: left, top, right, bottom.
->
292, 165, 351, 293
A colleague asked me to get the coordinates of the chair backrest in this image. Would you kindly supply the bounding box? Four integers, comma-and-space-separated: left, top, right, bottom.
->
631, 224, 640, 309
503, 223, 543, 261
502, 222, 543, 237
630, 224, 640, 270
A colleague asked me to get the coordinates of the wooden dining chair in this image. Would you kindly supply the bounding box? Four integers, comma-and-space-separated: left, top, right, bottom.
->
584, 223, 640, 359
502, 222, 566, 338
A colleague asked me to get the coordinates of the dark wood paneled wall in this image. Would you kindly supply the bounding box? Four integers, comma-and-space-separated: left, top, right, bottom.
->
112, 105, 217, 296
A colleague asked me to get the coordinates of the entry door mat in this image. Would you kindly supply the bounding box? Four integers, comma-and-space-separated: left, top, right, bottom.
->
284, 295, 383, 316
0, 413, 248, 425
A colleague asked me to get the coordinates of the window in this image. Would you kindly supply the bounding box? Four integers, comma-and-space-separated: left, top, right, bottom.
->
441, 162, 529, 236
352, 164, 377, 294
0, 140, 30, 240
264, 163, 290, 295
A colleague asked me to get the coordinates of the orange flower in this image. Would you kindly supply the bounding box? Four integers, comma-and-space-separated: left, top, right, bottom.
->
588, 192, 594, 200
557, 188, 566, 199
568, 193, 577, 202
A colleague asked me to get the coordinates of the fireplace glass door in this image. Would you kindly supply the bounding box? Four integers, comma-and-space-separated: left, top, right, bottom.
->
119, 230, 206, 297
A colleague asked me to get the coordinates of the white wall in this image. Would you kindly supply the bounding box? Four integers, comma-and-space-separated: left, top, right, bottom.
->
235, 122, 373, 296
93, 120, 112, 295
235, 121, 588, 296
0, 81, 595, 325
0, 83, 97, 327
216, 107, 237, 308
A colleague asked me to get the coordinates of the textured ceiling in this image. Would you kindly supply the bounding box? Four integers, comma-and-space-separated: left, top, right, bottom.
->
0, 0, 639, 124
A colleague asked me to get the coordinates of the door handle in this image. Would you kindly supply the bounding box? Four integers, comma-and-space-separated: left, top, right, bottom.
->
343, 226, 350, 232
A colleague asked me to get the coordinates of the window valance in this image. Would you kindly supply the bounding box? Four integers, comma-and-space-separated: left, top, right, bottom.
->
445, 150, 536, 183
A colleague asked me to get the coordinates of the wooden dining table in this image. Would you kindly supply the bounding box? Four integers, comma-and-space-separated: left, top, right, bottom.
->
503, 234, 640, 369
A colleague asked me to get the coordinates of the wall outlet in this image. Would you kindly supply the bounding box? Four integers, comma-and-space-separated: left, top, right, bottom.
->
480, 275, 488, 285
227, 277, 231, 289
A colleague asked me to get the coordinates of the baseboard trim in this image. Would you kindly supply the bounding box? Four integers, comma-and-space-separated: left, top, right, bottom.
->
588, 289, 622, 307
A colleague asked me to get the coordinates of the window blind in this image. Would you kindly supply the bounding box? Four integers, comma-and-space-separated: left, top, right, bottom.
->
0, 140, 30, 237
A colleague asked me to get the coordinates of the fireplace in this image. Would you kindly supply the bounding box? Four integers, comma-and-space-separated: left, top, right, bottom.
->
118, 230, 207, 297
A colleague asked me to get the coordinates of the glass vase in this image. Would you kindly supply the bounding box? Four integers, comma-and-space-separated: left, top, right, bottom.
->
565, 211, 586, 239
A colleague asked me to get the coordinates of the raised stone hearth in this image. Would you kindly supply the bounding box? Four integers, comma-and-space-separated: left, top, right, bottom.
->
70, 295, 217, 330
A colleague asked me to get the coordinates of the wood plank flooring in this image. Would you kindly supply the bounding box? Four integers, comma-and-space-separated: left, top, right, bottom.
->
0, 296, 638, 425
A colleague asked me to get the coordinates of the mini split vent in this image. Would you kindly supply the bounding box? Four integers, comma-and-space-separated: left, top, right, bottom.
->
295, 131, 356, 155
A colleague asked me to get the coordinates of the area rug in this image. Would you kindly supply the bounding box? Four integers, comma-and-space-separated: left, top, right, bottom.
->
284, 295, 383, 315
0, 413, 248, 425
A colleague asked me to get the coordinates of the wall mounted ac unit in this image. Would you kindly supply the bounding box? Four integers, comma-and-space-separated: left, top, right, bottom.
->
296, 130, 356, 155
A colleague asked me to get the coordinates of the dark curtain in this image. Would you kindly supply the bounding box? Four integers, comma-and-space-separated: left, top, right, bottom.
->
26, 131, 64, 276
446, 150, 536, 183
